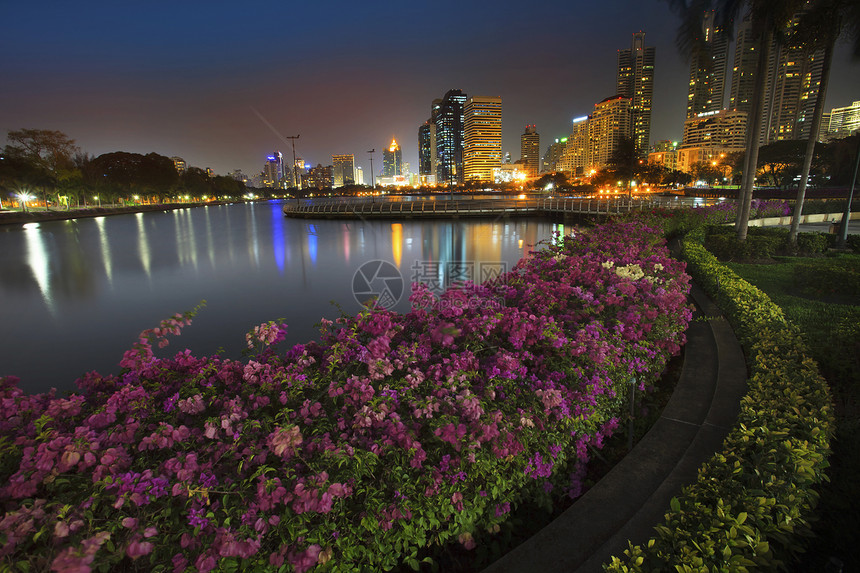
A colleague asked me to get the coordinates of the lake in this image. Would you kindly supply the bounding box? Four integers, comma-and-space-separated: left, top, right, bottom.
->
0, 201, 562, 394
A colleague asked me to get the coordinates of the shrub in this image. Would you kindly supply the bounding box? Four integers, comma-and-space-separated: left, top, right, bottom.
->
604, 239, 834, 572
0, 222, 692, 573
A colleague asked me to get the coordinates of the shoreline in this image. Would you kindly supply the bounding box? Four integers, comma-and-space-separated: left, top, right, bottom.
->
0, 200, 237, 226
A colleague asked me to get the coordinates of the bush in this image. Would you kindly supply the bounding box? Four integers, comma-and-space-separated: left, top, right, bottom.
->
704, 233, 783, 261
604, 240, 834, 572
0, 222, 692, 573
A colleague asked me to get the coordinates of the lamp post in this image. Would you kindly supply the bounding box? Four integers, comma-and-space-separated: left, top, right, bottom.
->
18, 192, 33, 213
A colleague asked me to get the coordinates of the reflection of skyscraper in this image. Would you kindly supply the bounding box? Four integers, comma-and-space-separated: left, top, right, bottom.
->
435, 89, 468, 184
617, 32, 655, 156
383, 139, 402, 177
520, 125, 540, 176
463, 96, 502, 182
687, 10, 729, 119
332, 154, 355, 187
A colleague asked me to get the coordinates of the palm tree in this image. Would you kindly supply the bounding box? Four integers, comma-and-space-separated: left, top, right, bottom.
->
665, 0, 805, 240
788, 0, 860, 244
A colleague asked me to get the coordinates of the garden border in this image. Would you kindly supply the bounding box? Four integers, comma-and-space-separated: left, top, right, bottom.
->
481, 282, 747, 572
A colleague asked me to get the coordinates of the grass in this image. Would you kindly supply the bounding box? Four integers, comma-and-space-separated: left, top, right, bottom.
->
725, 253, 860, 570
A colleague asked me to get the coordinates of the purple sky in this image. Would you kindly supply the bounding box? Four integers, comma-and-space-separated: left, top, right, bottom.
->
2, 1, 858, 180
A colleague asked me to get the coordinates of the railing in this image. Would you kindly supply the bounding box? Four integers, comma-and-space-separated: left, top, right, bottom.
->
283, 197, 693, 218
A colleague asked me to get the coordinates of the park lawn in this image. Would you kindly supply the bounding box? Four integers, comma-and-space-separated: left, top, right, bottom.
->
726, 254, 860, 569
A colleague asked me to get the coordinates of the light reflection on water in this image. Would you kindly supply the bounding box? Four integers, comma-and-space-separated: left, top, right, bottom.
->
0, 201, 559, 395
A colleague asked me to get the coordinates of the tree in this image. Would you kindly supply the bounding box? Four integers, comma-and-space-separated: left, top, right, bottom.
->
84, 152, 179, 202
788, 0, 860, 243
3, 129, 80, 210
665, 0, 805, 240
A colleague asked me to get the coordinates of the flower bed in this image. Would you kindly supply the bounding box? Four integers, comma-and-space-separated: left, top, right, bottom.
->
0, 222, 691, 573
604, 237, 834, 572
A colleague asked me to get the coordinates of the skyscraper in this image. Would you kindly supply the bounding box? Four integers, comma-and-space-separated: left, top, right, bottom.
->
826, 101, 860, 139
332, 154, 355, 187
520, 125, 540, 177
762, 11, 826, 143
383, 139, 402, 177
616, 32, 655, 156
463, 96, 503, 182
263, 152, 284, 188
541, 138, 567, 173
730, 8, 826, 144
729, 12, 757, 116
434, 89, 468, 184
558, 97, 632, 175
687, 11, 730, 119
418, 120, 436, 182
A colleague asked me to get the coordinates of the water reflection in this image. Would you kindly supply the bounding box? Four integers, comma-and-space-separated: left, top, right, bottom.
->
0, 202, 556, 394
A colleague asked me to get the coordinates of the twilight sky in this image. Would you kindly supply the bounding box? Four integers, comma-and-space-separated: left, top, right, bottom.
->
2, 1, 859, 180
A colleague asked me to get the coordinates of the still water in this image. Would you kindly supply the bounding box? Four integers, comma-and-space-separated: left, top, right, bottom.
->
0, 201, 561, 395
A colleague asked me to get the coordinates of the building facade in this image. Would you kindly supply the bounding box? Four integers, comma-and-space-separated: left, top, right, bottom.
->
383, 139, 403, 177
826, 101, 860, 138
263, 152, 284, 188
558, 97, 632, 176
520, 125, 540, 177
434, 89, 468, 184
418, 120, 436, 182
687, 10, 730, 119
617, 32, 655, 156
331, 154, 355, 188
541, 138, 567, 173
677, 109, 747, 173
463, 96, 503, 182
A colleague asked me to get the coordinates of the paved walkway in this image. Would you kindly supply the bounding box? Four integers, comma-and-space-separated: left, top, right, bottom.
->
482, 284, 748, 573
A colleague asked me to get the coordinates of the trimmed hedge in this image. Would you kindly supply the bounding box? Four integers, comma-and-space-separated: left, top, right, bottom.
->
604, 238, 835, 572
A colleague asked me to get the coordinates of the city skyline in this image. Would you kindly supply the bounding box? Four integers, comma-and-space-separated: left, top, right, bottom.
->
2, 1, 859, 181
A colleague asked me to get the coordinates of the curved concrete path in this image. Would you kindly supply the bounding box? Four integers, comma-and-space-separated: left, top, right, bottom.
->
482, 283, 748, 573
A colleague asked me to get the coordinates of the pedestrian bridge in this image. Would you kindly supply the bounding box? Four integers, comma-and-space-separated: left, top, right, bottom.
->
282, 196, 698, 219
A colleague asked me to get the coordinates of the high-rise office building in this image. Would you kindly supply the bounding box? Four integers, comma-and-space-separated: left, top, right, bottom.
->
332, 154, 355, 188
826, 101, 860, 138
354, 166, 364, 186
418, 120, 436, 181
559, 97, 632, 175
263, 152, 284, 188
520, 125, 540, 177
729, 12, 757, 116
541, 138, 567, 173
383, 139, 403, 177
616, 32, 655, 157
434, 89, 468, 184
677, 109, 748, 172
687, 11, 730, 119
763, 12, 826, 142
463, 96, 503, 182
730, 8, 826, 144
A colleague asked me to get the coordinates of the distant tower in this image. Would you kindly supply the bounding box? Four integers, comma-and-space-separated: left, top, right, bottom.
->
263, 152, 284, 188
332, 154, 355, 187
434, 89, 468, 184
418, 120, 436, 180
383, 139, 403, 177
463, 95, 503, 182
616, 32, 655, 157
520, 125, 540, 176
729, 12, 757, 116
687, 10, 730, 119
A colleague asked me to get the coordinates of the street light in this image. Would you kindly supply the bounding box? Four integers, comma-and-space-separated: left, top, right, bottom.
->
17, 192, 33, 213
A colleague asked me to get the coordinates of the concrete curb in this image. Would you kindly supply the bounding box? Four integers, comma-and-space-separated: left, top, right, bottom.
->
481, 284, 747, 573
